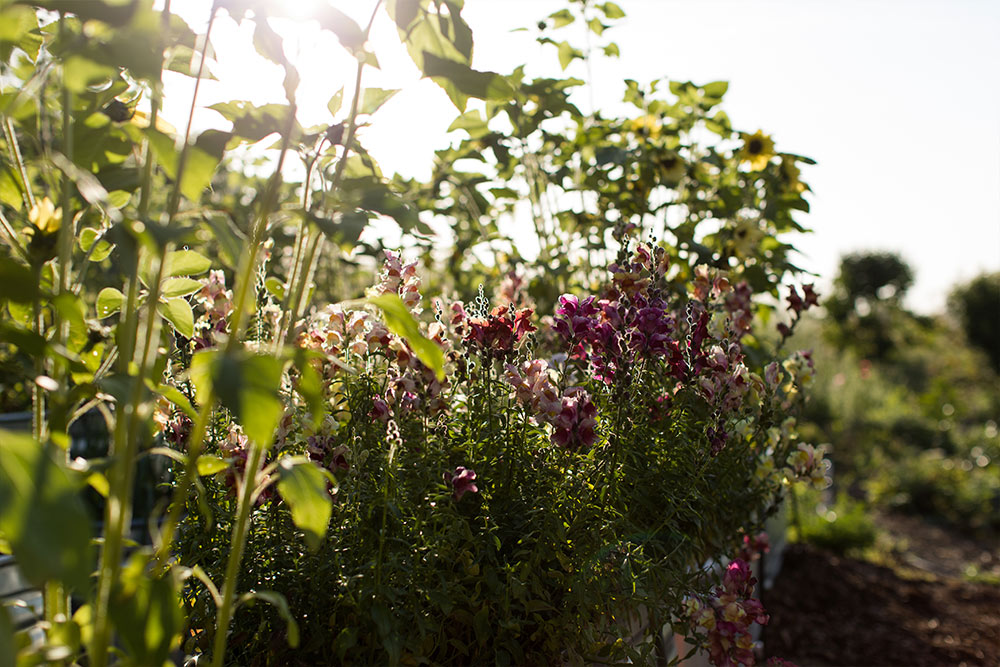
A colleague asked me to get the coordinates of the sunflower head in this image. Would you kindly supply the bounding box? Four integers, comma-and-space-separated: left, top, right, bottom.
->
739, 130, 775, 170
627, 114, 661, 139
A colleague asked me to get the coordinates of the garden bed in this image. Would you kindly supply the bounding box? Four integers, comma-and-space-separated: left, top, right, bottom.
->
764, 536, 1000, 666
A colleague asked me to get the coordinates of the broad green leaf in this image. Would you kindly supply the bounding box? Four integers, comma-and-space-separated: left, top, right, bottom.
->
604, 42, 620, 57
162, 277, 203, 298
0, 261, 39, 303
154, 383, 197, 420
587, 17, 606, 35
109, 551, 183, 667
291, 349, 324, 427
0, 429, 92, 589
276, 457, 333, 551
79, 227, 114, 262
447, 110, 489, 138
164, 249, 211, 277
600, 2, 626, 19
239, 590, 300, 648
556, 41, 582, 70
190, 349, 285, 446
157, 297, 194, 338
421, 53, 514, 106
196, 455, 229, 476
179, 144, 220, 202
96, 287, 125, 318
264, 276, 286, 301
316, 6, 365, 54
368, 293, 445, 380
548, 8, 575, 28
63, 55, 114, 93
359, 87, 400, 115
702, 80, 729, 98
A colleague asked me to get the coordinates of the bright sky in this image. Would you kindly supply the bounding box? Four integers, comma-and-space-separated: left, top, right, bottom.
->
164, 0, 1000, 314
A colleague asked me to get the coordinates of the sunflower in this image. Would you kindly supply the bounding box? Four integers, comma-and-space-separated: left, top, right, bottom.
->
626, 114, 661, 139
738, 130, 775, 171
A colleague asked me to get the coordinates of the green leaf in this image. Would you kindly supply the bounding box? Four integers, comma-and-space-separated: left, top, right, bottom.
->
702, 80, 729, 98
276, 457, 333, 551
154, 383, 197, 420
0, 260, 39, 303
556, 41, 581, 70
316, 6, 365, 54
603, 42, 620, 57
191, 349, 285, 446
587, 17, 606, 35
359, 87, 400, 115
63, 55, 114, 93
548, 9, 575, 28
291, 349, 325, 427
421, 53, 514, 106
327, 87, 344, 116
196, 455, 229, 476
161, 277, 203, 298
368, 293, 445, 381
239, 590, 300, 648
157, 297, 194, 338
179, 144, 221, 202
109, 551, 183, 667
0, 429, 92, 589
600, 2, 626, 19
264, 276, 286, 301
447, 110, 489, 138
164, 249, 211, 277
79, 227, 114, 262
96, 287, 125, 318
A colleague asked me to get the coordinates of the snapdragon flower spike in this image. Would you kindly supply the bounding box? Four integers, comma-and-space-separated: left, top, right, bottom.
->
450, 467, 478, 501
688, 557, 770, 667
465, 305, 536, 358
551, 387, 598, 451
306, 434, 350, 474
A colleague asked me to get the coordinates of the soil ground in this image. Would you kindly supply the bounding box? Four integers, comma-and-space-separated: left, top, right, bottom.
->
762, 512, 1000, 667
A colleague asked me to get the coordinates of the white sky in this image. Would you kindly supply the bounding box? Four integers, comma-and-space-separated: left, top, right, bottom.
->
164, 0, 1000, 314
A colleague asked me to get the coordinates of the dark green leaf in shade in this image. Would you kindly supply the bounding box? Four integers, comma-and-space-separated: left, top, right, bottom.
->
0, 429, 92, 590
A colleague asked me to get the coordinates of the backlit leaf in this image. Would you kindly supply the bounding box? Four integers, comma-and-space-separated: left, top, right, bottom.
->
368, 293, 445, 380
276, 457, 333, 551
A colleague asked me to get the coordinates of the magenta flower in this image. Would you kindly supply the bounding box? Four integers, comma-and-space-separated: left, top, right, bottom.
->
450, 467, 479, 501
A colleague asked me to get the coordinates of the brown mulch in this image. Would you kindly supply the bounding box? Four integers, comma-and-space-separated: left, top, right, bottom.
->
762, 523, 1000, 667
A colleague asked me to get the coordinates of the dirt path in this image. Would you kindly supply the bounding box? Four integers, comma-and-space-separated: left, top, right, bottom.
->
762, 515, 1000, 666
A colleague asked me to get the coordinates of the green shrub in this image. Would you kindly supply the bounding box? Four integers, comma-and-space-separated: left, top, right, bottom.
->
796, 490, 876, 556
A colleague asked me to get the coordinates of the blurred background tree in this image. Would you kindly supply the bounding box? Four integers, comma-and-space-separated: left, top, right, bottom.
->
948, 271, 1000, 374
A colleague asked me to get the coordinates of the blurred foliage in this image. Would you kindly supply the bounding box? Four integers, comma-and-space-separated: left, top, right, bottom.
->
791, 253, 1000, 538
948, 271, 1000, 373
793, 487, 877, 557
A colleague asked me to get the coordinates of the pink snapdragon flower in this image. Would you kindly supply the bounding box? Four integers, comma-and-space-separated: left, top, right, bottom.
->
449, 467, 479, 501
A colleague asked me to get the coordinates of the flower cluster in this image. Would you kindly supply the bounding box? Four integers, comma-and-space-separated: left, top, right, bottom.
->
372, 250, 422, 312
306, 433, 350, 475
460, 304, 536, 359
504, 360, 598, 451
787, 442, 832, 489
686, 559, 769, 667
193, 269, 234, 349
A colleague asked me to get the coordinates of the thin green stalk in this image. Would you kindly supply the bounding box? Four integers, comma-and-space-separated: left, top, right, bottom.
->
0, 208, 29, 263
209, 439, 266, 667
154, 104, 298, 567
3, 116, 35, 211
